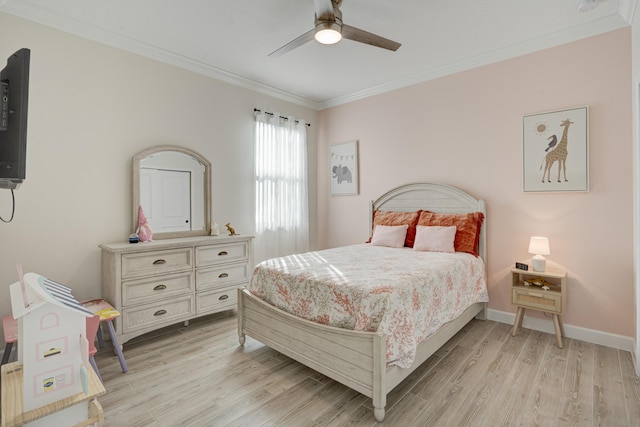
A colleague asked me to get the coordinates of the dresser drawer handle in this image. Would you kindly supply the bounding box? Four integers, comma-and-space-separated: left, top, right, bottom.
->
218, 273, 229, 278
528, 292, 543, 298
153, 284, 167, 291
154, 309, 167, 316
219, 295, 229, 301
152, 259, 166, 265
218, 251, 228, 256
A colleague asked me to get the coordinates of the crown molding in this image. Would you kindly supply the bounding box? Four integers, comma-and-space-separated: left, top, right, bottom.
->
1, 1, 634, 112
0, 3, 320, 110
318, 11, 632, 110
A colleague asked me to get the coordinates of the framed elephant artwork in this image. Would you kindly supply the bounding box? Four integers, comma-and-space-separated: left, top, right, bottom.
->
523, 106, 589, 192
330, 140, 359, 196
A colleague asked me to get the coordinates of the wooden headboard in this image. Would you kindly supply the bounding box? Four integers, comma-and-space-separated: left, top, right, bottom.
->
370, 183, 487, 263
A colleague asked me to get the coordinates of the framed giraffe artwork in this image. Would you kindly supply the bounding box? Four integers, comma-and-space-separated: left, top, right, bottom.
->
523, 106, 589, 192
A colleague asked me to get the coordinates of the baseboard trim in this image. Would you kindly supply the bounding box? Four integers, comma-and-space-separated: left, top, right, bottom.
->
488, 309, 635, 353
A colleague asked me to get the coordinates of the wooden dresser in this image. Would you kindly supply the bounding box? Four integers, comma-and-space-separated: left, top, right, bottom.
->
100, 235, 253, 345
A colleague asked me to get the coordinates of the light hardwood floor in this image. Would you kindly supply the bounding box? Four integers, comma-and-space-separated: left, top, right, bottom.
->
96, 311, 640, 426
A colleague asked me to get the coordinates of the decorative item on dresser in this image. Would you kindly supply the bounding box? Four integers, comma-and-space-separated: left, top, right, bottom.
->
100, 235, 253, 345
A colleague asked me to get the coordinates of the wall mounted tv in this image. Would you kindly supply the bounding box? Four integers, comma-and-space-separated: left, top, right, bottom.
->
0, 48, 30, 190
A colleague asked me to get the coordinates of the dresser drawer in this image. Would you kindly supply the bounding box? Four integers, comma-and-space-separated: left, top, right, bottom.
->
196, 242, 248, 267
512, 287, 562, 314
122, 296, 194, 333
196, 262, 250, 291
122, 248, 193, 279
122, 271, 194, 306
196, 286, 237, 314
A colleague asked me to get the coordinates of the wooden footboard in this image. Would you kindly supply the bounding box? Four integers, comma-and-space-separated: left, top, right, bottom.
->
238, 288, 486, 422
238, 288, 388, 420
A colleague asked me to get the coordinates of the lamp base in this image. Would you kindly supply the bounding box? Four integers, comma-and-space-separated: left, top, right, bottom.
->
531, 255, 546, 272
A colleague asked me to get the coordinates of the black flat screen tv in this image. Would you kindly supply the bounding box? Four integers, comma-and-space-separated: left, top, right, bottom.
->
0, 48, 30, 190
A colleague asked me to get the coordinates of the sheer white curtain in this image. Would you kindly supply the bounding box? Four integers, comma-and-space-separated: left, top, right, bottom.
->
254, 111, 309, 263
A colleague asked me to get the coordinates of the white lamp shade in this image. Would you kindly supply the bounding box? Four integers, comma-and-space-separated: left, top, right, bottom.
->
528, 237, 550, 256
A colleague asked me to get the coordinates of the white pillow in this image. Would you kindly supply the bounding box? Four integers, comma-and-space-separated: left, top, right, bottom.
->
413, 225, 457, 253
370, 224, 409, 248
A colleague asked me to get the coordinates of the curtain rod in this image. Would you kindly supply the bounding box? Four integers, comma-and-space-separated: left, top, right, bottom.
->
254, 108, 311, 127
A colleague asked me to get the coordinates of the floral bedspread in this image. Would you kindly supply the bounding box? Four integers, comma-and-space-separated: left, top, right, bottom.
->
249, 244, 489, 368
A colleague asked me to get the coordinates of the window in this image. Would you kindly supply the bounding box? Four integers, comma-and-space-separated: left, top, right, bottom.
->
254, 112, 309, 262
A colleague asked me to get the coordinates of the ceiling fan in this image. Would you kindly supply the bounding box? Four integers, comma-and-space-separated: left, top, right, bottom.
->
269, 0, 401, 57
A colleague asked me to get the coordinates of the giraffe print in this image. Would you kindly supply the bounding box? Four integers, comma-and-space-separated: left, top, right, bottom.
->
540, 118, 573, 183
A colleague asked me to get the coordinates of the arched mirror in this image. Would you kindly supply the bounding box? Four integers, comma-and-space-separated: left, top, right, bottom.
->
132, 145, 211, 240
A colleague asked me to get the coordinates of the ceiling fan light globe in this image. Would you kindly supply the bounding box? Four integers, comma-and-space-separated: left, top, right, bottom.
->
315, 22, 342, 44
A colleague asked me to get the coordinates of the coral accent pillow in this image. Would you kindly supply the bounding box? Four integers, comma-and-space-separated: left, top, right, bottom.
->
370, 225, 409, 248
413, 225, 457, 253
417, 211, 484, 256
368, 210, 421, 247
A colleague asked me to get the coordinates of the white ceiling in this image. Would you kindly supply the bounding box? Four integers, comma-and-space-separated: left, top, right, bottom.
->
0, 0, 635, 110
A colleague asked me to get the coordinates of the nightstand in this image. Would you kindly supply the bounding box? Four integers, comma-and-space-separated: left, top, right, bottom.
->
511, 267, 567, 348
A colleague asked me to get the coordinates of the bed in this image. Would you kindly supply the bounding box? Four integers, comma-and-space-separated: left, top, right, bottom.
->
237, 183, 488, 422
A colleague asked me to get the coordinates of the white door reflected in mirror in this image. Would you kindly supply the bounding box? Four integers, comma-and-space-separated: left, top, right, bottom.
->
140, 168, 191, 232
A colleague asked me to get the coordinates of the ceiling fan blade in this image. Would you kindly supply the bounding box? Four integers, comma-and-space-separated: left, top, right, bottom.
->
342, 24, 401, 51
313, 0, 336, 21
269, 29, 315, 57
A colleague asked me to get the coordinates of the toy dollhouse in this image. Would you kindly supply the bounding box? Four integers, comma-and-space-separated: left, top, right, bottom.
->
8, 270, 96, 418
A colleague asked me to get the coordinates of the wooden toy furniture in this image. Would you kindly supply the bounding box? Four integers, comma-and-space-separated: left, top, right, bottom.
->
81, 299, 128, 373
8, 271, 97, 417
3, 315, 104, 379
1, 361, 105, 427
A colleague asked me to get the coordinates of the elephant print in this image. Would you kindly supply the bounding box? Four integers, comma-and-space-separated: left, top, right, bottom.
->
332, 165, 352, 184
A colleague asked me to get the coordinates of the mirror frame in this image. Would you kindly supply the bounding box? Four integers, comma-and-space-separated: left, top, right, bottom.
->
132, 145, 212, 240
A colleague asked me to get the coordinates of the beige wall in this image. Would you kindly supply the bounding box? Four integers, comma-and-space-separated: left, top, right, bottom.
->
0, 13, 317, 337
317, 29, 634, 338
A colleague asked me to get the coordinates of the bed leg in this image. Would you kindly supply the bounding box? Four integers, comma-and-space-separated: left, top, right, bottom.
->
475, 302, 488, 320
374, 406, 385, 422
237, 288, 246, 346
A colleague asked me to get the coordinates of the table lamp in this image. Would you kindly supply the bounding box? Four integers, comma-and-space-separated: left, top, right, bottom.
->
528, 236, 550, 272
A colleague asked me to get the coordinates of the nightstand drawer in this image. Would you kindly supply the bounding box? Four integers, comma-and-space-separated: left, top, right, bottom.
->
512, 287, 562, 314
